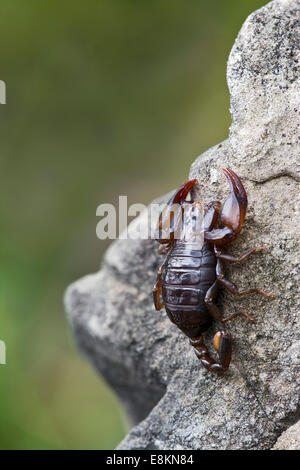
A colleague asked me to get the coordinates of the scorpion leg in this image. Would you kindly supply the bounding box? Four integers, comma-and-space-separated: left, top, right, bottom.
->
205, 169, 248, 246
215, 253, 276, 300
218, 277, 276, 300
204, 279, 255, 324
157, 241, 172, 255
153, 263, 165, 311
205, 259, 260, 323
214, 245, 266, 263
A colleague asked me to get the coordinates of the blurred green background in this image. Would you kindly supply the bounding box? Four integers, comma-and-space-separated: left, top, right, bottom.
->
0, 0, 267, 450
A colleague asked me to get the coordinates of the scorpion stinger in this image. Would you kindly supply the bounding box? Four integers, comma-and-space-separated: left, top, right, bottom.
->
204, 168, 248, 246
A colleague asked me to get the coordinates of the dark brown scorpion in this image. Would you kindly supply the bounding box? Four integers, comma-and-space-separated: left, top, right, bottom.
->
153, 169, 275, 373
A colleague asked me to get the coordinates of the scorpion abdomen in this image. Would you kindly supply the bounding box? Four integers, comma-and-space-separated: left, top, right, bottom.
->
162, 242, 216, 338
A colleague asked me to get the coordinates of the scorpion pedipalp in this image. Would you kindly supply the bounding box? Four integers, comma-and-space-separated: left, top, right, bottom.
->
156, 179, 197, 246
204, 168, 248, 246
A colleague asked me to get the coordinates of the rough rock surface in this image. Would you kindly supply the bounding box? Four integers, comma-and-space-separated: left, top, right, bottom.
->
272, 420, 300, 449
65, 0, 300, 450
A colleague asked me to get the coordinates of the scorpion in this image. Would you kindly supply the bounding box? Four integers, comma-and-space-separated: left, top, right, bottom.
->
153, 169, 275, 373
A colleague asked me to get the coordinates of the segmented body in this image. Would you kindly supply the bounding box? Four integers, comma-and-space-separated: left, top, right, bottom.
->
162, 241, 217, 338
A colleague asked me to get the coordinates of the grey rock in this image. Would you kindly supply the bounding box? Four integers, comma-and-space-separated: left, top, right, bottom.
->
65, 0, 300, 450
272, 420, 300, 449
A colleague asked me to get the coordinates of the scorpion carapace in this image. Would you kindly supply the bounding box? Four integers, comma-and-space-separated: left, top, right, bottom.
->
153, 169, 275, 373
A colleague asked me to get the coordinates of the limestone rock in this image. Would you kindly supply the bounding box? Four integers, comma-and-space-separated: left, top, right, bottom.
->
65, 0, 300, 450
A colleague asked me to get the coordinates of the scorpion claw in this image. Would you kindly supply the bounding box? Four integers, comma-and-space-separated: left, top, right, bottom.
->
223, 168, 248, 207
170, 179, 197, 205
221, 168, 248, 233
156, 179, 197, 244
205, 169, 248, 245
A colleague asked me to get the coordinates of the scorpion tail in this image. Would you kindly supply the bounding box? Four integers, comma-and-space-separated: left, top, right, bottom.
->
189, 331, 232, 373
